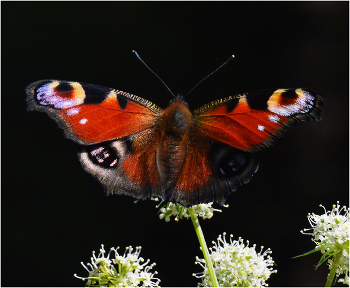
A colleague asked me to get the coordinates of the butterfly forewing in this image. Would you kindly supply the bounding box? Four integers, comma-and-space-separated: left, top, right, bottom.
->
193, 88, 324, 152
26, 80, 162, 144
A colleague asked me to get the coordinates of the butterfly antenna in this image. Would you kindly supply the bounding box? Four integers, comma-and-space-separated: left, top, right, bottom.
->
184, 55, 235, 97
132, 50, 175, 98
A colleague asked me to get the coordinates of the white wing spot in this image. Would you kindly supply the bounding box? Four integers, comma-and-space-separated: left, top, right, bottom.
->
55, 99, 81, 109
258, 125, 265, 131
79, 118, 87, 124
66, 107, 80, 115
268, 114, 280, 123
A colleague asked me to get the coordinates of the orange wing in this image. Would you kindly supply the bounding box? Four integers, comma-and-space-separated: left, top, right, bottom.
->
193, 89, 324, 152
26, 80, 162, 144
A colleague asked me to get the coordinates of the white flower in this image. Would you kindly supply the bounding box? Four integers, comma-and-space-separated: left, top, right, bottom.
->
301, 202, 349, 285
75, 244, 161, 287
194, 233, 277, 287
157, 201, 227, 222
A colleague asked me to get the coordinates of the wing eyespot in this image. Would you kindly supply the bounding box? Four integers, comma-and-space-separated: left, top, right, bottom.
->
81, 139, 131, 170
210, 142, 260, 183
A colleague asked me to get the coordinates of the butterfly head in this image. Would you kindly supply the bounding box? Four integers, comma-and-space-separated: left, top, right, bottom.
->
161, 97, 192, 136
168, 94, 184, 102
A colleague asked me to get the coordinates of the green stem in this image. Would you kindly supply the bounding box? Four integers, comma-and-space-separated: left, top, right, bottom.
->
325, 251, 342, 287
189, 207, 219, 287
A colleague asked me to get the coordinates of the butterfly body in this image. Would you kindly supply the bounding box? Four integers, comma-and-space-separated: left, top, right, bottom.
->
27, 79, 324, 206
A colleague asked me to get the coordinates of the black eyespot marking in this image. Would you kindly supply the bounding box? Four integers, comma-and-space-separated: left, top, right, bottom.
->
210, 142, 260, 181
218, 152, 246, 175
281, 89, 298, 99
86, 143, 120, 168
55, 82, 73, 93
246, 90, 273, 110
82, 83, 110, 104
279, 89, 299, 106
117, 94, 129, 110
225, 98, 239, 113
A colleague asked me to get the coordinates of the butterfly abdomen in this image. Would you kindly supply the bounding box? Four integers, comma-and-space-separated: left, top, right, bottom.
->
156, 98, 194, 188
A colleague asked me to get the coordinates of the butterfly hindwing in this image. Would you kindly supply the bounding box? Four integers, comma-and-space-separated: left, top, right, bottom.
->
78, 137, 163, 201
164, 135, 261, 206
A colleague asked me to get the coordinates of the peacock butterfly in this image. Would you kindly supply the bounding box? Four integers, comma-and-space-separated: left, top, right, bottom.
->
26, 62, 324, 207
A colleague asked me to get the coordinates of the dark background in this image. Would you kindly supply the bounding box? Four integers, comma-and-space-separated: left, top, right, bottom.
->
2, 2, 348, 287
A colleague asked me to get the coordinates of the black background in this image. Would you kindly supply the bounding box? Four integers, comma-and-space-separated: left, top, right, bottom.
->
2, 2, 349, 287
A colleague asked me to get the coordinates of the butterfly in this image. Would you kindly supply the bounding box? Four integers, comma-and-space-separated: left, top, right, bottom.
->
26, 74, 324, 207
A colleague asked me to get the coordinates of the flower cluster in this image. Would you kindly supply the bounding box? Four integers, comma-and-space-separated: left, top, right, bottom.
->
75, 244, 161, 287
301, 202, 349, 285
158, 201, 227, 222
194, 233, 277, 287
